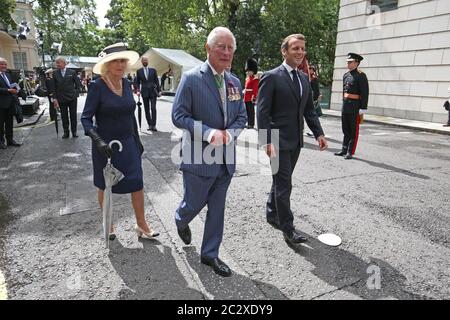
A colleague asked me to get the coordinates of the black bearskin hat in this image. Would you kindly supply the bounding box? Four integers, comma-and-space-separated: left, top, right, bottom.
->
245, 57, 258, 74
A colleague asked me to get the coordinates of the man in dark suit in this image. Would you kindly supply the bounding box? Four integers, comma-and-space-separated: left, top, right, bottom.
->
50, 57, 81, 139
172, 27, 247, 277
257, 34, 328, 245
0, 57, 22, 149
135, 56, 161, 132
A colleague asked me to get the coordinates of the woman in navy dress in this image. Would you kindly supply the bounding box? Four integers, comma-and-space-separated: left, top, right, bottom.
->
81, 43, 159, 240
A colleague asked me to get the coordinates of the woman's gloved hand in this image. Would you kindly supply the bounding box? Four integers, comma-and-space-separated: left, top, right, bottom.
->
87, 129, 113, 158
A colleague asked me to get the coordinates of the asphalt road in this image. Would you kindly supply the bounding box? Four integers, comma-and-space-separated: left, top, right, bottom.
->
0, 96, 448, 300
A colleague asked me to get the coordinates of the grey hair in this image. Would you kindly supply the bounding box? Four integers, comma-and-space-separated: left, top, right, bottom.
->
55, 56, 67, 63
0, 57, 7, 63
206, 27, 237, 52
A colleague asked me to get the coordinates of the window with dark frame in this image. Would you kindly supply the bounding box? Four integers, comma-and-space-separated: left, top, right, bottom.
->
13, 52, 28, 70
370, 0, 398, 14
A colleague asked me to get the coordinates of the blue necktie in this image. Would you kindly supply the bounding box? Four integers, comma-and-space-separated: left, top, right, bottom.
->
291, 70, 302, 98
1, 73, 11, 88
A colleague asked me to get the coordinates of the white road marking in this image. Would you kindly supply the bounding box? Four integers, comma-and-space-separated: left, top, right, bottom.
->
372, 132, 390, 136
0, 269, 7, 300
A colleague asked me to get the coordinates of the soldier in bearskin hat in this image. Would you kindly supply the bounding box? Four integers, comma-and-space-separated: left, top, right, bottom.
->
244, 57, 259, 129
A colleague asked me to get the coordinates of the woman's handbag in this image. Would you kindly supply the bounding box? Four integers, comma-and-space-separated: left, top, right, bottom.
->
444, 100, 449, 111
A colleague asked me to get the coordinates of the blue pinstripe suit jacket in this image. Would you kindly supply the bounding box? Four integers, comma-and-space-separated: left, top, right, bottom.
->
172, 62, 247, 177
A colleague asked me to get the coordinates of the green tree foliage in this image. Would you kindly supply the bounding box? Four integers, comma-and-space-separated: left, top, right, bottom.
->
32, 0, 339, 84
113, 0, 339, 84
34, 0, 100, 57
0, 0, 16, 28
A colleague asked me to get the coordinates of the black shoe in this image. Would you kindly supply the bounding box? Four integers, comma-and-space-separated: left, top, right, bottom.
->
0, 142, 6, 149
72, 133, 78, 138
62, 133, 69, 139
344, 153, 353, 160
306, 132, 314, 137
283, 230, 308, 245
201, 256, 232, 277
334, 151, 346, 156
266, 218, 280, 229
109, 233, 116, 241
7, 140, 21, 147
150, 126, 158, 132
177, 225, 191, 245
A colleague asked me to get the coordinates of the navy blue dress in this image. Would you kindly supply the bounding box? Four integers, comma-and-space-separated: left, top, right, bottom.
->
81, 78, 143, 194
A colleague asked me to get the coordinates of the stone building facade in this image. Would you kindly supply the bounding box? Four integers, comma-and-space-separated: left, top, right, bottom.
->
331, 0, 450, 123
0, 0, 39, 73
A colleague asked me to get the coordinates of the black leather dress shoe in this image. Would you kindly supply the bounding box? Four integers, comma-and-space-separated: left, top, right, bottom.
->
150, 126, 158, 132
7, 140, 21, 147
0, 142, 6, 149
201, 256, 232, 277
344, 153, 353, 160
283, 230, 308, 245
62, 133, 69, 139
177, 225, 191, 245
334, 151, 346, 156
72, 133, 78, 138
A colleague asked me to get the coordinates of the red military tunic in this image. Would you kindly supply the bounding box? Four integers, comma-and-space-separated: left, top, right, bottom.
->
244, 75, 259, 103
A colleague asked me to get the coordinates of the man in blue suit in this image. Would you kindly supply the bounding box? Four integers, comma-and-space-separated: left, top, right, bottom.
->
172, 27, 247, 277
135, 56, 161, 132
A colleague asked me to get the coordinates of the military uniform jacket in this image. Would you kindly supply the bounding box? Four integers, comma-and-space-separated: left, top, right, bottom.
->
342, 69, 369, 114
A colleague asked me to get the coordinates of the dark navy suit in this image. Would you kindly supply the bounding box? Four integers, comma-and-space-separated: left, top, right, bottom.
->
50, 68, 81, 136
0, 72, 16, 144
172, 62, 247, 259
257, 64, 324, 234
135, 67, 160, 128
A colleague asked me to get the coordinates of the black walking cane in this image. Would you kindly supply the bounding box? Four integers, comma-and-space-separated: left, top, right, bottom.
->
137, 94, 142, 130
54, 105, 59, 136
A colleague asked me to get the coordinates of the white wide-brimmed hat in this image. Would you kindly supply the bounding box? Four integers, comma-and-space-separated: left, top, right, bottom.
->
93, 42, 140, 75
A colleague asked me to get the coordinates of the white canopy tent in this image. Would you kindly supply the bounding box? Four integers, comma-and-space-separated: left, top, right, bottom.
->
132, 48, 203, 92
66, 62, 81, 69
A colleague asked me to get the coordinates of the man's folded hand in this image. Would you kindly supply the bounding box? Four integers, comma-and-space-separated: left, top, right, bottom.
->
210, 130, 226, 146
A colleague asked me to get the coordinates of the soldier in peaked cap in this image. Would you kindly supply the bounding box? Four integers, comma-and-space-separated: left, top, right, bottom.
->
334, 52, 369, 159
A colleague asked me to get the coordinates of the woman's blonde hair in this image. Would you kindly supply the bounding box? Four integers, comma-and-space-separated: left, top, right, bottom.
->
99, 59, 130, 77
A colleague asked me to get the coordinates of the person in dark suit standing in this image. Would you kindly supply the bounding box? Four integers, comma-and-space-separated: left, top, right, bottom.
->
257, 34, 328, 245
134, 56, 161, 132
334, 53, 369, 160
50, 57, 81, 138
172, 27, 247, 277
0, 57, 22, 149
